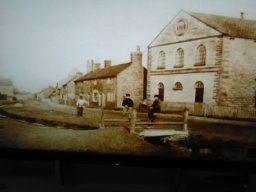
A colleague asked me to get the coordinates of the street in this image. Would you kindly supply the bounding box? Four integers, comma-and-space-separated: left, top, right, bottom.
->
1, 99, 256, 161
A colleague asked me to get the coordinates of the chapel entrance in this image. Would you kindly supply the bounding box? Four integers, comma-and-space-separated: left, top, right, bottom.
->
158, 82, 164, 101
195, 81, 204, 103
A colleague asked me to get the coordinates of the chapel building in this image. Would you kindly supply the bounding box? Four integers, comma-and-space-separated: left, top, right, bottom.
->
147, 10, 256, 108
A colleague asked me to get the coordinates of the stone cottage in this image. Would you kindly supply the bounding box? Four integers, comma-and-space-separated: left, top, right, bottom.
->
147, 10, 256, 109
75, 48, 147, 108
59, 72, 83, 105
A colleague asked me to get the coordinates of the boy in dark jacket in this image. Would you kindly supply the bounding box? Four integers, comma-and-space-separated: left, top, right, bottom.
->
148, 95, 161, 121
122, 93, 134, 118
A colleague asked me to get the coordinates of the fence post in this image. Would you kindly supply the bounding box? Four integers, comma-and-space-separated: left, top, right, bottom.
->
99, 108, 105, 129
183, 108, 189, 132
130, 109, 136, 133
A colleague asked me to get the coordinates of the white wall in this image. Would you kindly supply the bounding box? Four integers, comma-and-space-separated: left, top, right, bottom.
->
149, 72, 216, 103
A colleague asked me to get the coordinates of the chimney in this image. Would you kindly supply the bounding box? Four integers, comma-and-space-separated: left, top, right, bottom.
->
86, 60, 92, 73
240, 12, 244, 19
104, 60, 112, 68
92, 63, 101, 71
130, 46, 142, 66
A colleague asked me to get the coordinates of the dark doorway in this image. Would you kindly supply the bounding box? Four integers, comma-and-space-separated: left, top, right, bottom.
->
158, 82, 164, 101
195, 88, 204, 102
195, 81, 204, 103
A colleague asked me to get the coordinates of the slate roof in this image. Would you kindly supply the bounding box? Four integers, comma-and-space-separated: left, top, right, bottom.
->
0, 78, 13, 86
75, 62, 131, 82
187, 11, 256, 39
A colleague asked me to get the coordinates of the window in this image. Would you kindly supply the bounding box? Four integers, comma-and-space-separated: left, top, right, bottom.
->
157, 51, 166, 69
194, 81, 204, 88
175, 48, 184, 68
92, 89, 99, 103
173, 82, 183, 91
195, 45, 206, 66
107, 92, 115, 102
194, 81, 204, 103
175, 20, 187, 36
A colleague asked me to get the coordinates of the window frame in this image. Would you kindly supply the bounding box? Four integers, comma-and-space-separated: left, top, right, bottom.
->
157, 51, 166, 69
174, 48, 184, 68
195, 44, 206, 66
173, 82, 183, 91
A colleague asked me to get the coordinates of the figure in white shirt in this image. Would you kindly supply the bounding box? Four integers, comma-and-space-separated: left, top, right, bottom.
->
76, 95, 87, 117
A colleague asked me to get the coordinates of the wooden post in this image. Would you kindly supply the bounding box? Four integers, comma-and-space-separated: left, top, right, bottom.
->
99, 108, 105, 129
183, 108, 189, 132
129, 109, 136, 133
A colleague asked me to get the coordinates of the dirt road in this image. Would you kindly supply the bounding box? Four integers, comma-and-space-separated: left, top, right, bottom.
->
0, 100, 169, 156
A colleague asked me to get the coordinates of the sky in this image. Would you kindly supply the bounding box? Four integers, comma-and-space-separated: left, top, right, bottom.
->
0, 0, 256, 93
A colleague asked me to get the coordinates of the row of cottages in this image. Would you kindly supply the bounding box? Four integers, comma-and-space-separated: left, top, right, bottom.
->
0, 78, 14, 100
147, 10, 256, 111
36, 86, 56, 101
46, 72, 83, 104
74, 48, 147, 108
59, 72, 83, 105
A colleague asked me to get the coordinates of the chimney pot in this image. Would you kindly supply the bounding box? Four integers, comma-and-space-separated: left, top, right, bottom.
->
240, 12, 244, 19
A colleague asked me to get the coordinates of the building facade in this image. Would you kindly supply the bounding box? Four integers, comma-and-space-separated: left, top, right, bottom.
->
147, 10, 256, 108
75, 48, 146, 108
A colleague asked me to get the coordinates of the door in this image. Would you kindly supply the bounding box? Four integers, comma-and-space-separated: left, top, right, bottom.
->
194, 81, 204, 103
158, 82, 164, 101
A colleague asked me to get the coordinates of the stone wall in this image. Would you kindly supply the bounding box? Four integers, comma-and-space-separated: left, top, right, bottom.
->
219, 37, 256, 107
117, 50, 144, 108
76, 78, 117, 108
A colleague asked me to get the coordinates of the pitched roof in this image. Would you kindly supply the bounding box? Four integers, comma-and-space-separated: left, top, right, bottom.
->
0, 78, 13, 86
62, 73, 83, 87
187, 11, 256, 39
75, 62, 131, 82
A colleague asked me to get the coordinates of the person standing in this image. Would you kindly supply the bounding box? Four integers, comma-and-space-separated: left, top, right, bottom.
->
148, 95, 161, 121
76, 95, 87, 117
122, 93, 134, 118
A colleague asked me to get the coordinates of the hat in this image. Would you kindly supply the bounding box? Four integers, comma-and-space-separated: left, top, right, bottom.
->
125, 93, 130, 96
154, 94, 159, 98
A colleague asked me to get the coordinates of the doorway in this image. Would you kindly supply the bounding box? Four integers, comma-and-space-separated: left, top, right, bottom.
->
158, 82, 164, 101
194, 81, 204, 103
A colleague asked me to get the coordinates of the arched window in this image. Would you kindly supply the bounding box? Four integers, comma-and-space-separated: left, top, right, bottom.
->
173, 82, 183, 91
175, 48, 184, 68
157, 51, 166, 69
194, 81, 204, 103
195, 45, 206, 66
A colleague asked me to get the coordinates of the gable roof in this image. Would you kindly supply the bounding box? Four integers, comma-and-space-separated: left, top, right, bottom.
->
0, 78, 13, 86
62, 73, 83, 87
187, 11, 256, 39
75, 62, 131, 82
